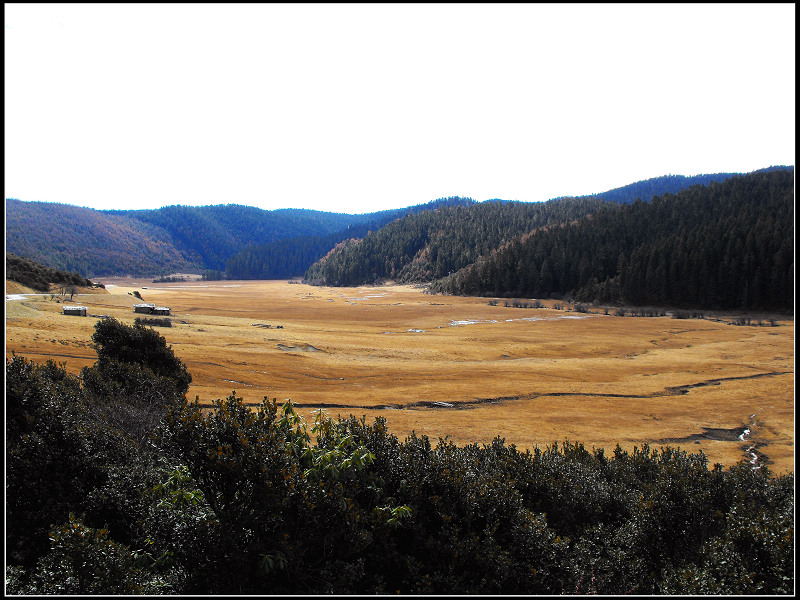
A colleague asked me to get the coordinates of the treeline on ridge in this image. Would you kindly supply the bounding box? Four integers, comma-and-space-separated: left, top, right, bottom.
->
5, 200, 200, 277
106, 204, 372, 273
303, 197, 607, 286
6, 252, 95, 292
431, 169, 794, 311
225, 197, 476, 279
5, 200, 426, 278
304, 168, 794, 311
6, 319, 794, 594
9, 168, 788, 280
553, 165, 791, 205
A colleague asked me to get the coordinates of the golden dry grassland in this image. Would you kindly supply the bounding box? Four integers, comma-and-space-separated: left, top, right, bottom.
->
5, 278, 794, 475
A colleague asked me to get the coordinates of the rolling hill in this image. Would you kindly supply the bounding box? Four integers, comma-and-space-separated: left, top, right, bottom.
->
5, 197, 476, 278
5, 166, 792, 287
5, 200, 200, 277
302, 196, 607, 286
308, 168, 794, 311
4, 200, 438, 278
431, 168, 794, 310
5, 252, 96, 292
553, 165, 792, 204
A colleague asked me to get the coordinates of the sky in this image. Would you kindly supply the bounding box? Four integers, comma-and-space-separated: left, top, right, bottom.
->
4, 3, 796, 215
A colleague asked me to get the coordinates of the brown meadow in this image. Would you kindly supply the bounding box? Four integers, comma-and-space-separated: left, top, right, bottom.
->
5, 278, 794, 475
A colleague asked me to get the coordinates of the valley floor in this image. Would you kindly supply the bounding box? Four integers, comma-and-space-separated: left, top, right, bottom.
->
5, 278, 794, 475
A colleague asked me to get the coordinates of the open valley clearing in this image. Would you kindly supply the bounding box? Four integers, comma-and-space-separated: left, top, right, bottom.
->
6, 279, 794, 475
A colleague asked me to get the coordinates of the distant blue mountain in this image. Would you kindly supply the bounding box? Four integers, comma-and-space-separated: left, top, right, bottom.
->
556, 165, 794, 204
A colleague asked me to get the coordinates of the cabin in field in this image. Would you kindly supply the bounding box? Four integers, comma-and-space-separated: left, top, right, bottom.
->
63, 305, 87, 316
133, 303, 171, 315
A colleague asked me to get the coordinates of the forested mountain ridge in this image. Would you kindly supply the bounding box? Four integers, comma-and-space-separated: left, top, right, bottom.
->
6, 252, 96, 292
431, 168, 794, 311
224, 197, 476, 279
5, 199, 201, 277
104, 204, 371, 272
303, 197, 609, 286
555, 165, 792, 204
5, 197, 474, 278
6, 167, 792, 281
303, 167, 794, 290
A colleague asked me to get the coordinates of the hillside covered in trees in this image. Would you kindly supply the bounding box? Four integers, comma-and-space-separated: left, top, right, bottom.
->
303, 197, 607, 286
7, 167, 788, 280
105, 204, 374, 273
4, 200, 440, 278
430, 169, 794, 311
7, 319, 794, 594
224, 197, 475, 279
307, 168, 793, 311
5, 200, 200, 277
553, 165, 791, 205
6, 252, 96, 292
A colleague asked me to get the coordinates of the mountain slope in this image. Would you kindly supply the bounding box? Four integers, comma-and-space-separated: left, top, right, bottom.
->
225, 197, 476, 279
302, 167, 794, 289
557, 165, 793, 204
4, 200, 430, 277
106, 204, 370, 271
6, 252, 95, 292
5, 199, 200, 277
431, 168, 794, 311
7, 166, 792, 281
303, 197, 607, 286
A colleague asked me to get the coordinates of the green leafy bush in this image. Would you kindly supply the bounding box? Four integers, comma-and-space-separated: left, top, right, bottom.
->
88, 317, 191, 395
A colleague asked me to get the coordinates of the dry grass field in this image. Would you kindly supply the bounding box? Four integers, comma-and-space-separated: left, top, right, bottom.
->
6, 277, 794, 475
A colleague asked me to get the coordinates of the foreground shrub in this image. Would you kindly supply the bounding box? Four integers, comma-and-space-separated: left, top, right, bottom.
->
89, 317, 191, 395
5, 514, 169, 595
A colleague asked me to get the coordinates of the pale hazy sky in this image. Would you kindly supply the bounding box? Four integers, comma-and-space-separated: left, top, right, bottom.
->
4, 3, 795, 214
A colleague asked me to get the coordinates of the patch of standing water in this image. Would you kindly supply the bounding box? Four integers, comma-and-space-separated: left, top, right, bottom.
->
748, 448, 761, 470
146, 284, 243, 289
731, 416, 762, 470
343, 293, 390, 301
738, 418, 762, 470
449, 319, 498, 326
6, 293, 52, 301
451, 313, 598, 327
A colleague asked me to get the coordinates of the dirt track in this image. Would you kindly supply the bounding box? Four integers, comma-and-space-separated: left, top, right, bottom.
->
5, 278, 794, 475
